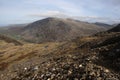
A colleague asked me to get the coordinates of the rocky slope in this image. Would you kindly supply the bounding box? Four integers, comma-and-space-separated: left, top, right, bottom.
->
21, 17, 106, 43
0, 30, 120, 80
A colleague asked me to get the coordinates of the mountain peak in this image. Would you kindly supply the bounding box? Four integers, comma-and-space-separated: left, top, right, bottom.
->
21, 17, 105, 43
45, 17, 57, 20
44, 17, 64, 21
44, 17, 75, 22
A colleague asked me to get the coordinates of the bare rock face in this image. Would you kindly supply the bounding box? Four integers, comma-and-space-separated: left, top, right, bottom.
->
21, 17, 105, 43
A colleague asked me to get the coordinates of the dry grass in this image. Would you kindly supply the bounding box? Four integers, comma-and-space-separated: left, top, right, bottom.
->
0, 41, 64, 70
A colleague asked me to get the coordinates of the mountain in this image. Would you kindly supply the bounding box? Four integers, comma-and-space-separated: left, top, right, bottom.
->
108, 24, 120, 32
112, 23, 119, 27
94, 22, 113, 29
21, 17, 106, 43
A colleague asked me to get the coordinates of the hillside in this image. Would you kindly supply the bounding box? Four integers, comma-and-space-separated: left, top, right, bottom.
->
0, 24, 26, 40
21, 17, 106, 43
0, 34, 22, 45
0, 24, 27, 34
108, 24, 120, 32
0, 29, 120, 80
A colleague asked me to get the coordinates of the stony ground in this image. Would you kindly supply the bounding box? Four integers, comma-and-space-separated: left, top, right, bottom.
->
0, 32, 120, 80
11, 52, 120, 80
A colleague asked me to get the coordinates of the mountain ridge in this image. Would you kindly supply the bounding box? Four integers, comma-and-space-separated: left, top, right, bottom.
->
21, 17, 106, 43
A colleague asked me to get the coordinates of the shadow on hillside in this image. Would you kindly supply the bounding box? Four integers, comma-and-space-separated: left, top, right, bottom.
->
93, 36, 120, 73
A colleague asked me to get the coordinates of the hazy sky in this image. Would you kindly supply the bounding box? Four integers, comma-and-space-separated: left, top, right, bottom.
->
0, 0, 120, 26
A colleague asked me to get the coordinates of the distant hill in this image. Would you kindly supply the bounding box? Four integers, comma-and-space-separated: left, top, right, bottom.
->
0, 24, 27, 34
21, 17, 106, 43
112, 23, 119, 27
108, 24, 120, 32
0, 34, 22, 45
94, 22, 113, 29
0, 24, 27, 40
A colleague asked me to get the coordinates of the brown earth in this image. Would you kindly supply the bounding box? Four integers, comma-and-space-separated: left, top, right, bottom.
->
0, 31, 120, 80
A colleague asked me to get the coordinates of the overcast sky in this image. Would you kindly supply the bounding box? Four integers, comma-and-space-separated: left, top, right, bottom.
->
0, 0, 120, 26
